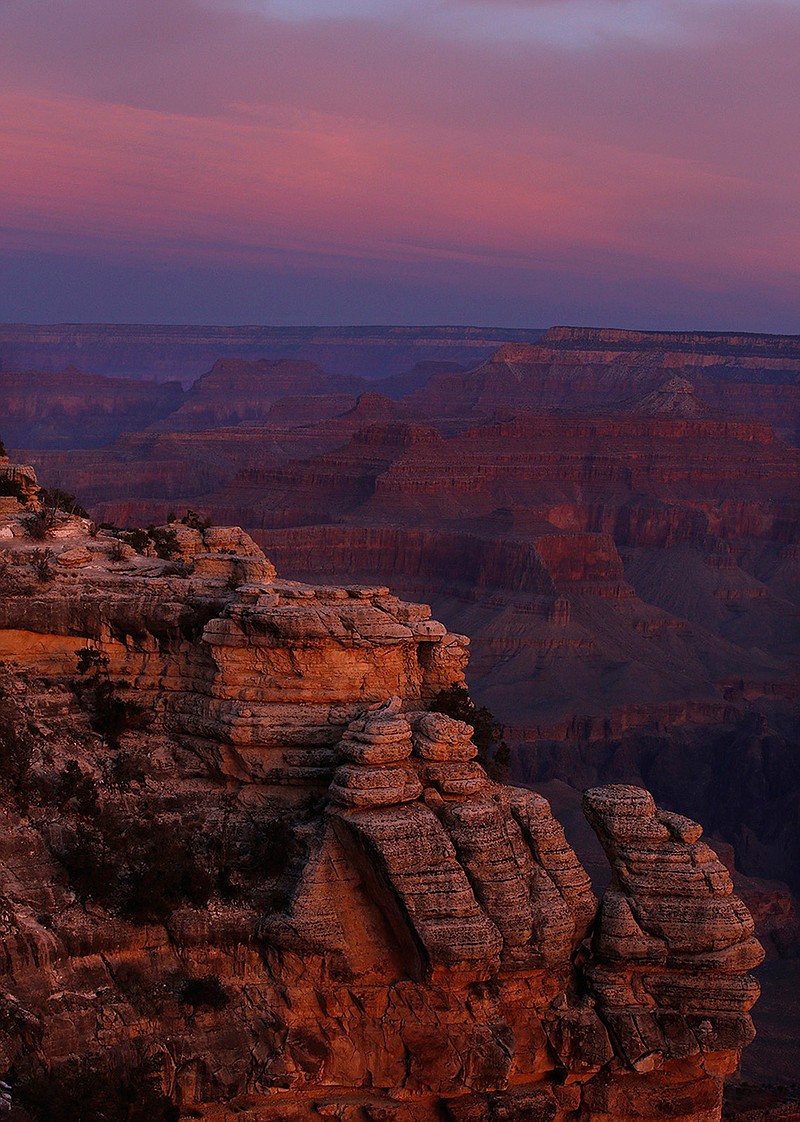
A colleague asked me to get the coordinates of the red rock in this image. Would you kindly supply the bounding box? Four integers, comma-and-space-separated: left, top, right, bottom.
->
0, 459, 766, 1119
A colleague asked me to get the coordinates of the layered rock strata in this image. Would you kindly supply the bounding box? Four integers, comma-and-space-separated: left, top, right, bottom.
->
0, 367, 184, 448
584, 787, 762, 1076
0, 470, 763, 1120
0, 323, 545, 381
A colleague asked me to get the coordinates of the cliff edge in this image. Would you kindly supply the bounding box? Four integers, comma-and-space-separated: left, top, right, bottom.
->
0, 459, 763, 1120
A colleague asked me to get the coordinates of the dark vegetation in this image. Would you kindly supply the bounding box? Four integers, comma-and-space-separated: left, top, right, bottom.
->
430, 684, 510, 777
111, 525, 180, 559
179, 975, 229, 1011
54, 758, 99, 817
149, 526, 180, 559
118, 527, 150, 554
50, 805, 301, 923
10, 1054, 178, 1122
217, 814, 299, 904
53, 808, 216, 923
23, 490, 89, 539
24, 512, 50, 540
0, 703, 33, 799
179, 508, 211, 531
38, 487, 89, 520
0, 477, 25, 501
3, 660, 300, 929
29, 548, 53, 582
74, 647, 149, 748
104, 507, 217, 562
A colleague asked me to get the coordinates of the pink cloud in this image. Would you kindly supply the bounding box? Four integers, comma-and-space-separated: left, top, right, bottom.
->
0, 0, 797, 322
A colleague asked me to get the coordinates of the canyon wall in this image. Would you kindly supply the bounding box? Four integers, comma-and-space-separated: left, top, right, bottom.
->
0, 465, 764, 1120
408, 330, 800, 443
0, 368, 183, 448
5, 330, 798, 1051
0, 324, 546, 381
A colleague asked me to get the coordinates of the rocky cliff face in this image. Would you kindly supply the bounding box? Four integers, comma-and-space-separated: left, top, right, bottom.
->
0, 464, 763, 1120
156, 358, 367, 431
409, 331, 800, 444
0, 368, 184, 449
539, 327, 800, 358
14, 383, 798, 825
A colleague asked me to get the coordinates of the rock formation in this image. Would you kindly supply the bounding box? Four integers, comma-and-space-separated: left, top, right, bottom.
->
0, 367, 183, 448
10, 327, 799, 951
156, 358, 367, 431
0, 461, 764, 1120
0, 324, 546, 381
13, 345, 798, 903
407, 328, 800, 443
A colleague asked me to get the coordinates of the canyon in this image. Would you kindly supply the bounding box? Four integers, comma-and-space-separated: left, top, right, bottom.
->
0, 460, 769, 1119
1, 324, 799, 1112
0, 324, 546, 382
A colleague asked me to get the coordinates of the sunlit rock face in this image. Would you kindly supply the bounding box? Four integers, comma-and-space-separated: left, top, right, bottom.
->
0, 461, 763, 1120
406, 327, 800, 442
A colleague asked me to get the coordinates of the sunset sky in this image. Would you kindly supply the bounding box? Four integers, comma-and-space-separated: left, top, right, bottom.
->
1, 0, 798, 328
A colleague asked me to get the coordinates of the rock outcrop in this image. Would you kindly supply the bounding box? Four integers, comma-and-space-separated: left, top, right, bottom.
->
0, 463, 764, 1120
408, 328, 800, 443
0, 367, 183, 448
13, 336, 799, 924
584, 787, 762, 1074
0, 454, 40, 517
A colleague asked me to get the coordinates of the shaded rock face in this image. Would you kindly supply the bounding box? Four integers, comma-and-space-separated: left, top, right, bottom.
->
583, 787, 762, 1072
0, 367, 183, 448
158, 357, 368, 431
0, 472, 763, 1120
512, 702, 800, 897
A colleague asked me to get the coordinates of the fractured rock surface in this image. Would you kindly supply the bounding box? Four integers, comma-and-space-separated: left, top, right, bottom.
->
0, 465, 764, 1120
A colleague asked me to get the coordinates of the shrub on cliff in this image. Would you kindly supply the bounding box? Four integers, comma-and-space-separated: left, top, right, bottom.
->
0, 711, 33, 799
11, 1054, 178, 1122
430, 685, 510, 778
74, 648, 149, 748
91, 679, 149, 747
148, 526, 180, 560
55, 760, 98, 818
111, 526, 180, 559
29, 548, 54, 582
117, 528, 149, 554
75, 647, 110, 676
24, 512, 51, 541
217, 815, 298, 901
53, 809, 215, 923
23, 490, 89, 540
38, 487, 89, 520
178, 974, 229, 1011
180, 508, 211, 531
0, 476, 25, 501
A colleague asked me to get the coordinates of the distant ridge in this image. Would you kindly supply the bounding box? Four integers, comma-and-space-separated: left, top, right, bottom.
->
541, 325, 800, 356
0, 323, 546, 381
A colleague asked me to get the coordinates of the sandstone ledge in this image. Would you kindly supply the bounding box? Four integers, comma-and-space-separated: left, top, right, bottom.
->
0, 469, 762, 1120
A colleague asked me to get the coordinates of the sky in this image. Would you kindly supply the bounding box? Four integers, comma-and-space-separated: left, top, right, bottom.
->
0, 0, 798, 329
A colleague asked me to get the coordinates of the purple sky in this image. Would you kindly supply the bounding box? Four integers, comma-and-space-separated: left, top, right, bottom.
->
0, 0, 798, 329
